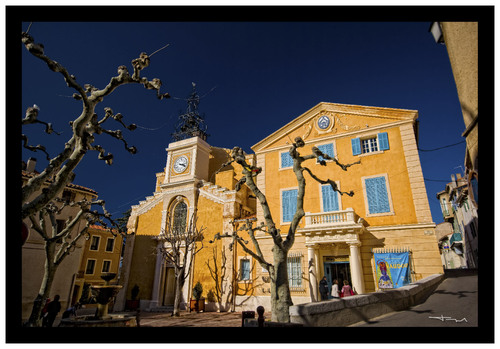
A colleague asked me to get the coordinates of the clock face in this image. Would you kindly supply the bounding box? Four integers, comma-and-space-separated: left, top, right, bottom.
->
317, 115, 331, 130
173, 155, 189, 174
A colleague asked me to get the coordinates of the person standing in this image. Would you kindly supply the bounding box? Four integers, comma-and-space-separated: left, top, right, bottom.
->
331, 279, 340, 298
340, 280, 354, 298
42, 294, 61, 327
319, 276, 329, 301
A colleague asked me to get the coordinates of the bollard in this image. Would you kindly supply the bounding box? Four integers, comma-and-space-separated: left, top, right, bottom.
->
241, 310, 255, 327
257, 306, 265, 327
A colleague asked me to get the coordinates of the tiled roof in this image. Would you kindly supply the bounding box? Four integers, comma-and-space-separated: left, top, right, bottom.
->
89, 224, 118, 233
22, 170, 98, 195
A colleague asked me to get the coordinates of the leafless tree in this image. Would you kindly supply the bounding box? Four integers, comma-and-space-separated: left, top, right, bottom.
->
214, 137, 359, 322
21, 25, 170, 326
21, 27, 169, 221
205, 245, 231, 312
25, 198, 123, 327
157, 212, 205, 317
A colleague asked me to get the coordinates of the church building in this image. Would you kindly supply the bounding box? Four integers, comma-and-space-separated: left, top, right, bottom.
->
116, 88, 443, 313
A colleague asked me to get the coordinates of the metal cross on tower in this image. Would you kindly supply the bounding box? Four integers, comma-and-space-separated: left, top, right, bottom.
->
171, 82, 209, 142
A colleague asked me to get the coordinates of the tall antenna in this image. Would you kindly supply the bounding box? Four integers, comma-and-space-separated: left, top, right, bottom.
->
171, 82, 209, 142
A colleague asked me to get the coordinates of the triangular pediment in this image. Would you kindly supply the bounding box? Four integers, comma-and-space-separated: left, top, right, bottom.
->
252, 102, 417, 153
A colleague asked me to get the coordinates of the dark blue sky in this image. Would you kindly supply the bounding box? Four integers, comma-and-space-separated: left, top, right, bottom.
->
21, 20, 467, 224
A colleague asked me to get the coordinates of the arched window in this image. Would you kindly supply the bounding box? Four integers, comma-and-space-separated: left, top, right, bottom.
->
172, 200, 187, 233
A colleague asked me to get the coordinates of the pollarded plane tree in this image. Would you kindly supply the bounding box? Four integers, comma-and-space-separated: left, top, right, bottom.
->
214, 137, 359, 322
21, 26, 170, 326
157, 211, 205, 317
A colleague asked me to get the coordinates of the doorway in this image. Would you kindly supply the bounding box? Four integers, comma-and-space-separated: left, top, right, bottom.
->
160, 266, 176, 306
324, 261, 351, 299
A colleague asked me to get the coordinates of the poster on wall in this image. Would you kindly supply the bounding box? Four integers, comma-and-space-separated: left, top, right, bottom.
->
374, 252, 411, 289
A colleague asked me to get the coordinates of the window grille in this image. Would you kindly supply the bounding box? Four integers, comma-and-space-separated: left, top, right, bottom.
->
287, 253, 303, 291
362, 137, 378, 153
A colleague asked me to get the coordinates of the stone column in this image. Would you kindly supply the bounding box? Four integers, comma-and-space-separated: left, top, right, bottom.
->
149, 242, 164, 309
181, 248, 193, 310
348, 242, 365, 294
307, 245, 318, 302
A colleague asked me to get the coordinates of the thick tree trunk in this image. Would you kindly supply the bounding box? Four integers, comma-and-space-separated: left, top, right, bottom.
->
26, 242, 57, 327
271, 248, 292, 322
171, 268, 185, 317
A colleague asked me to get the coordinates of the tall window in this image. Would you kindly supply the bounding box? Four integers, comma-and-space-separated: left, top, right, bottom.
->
281, 189, 298, 223
322, 184, 339, 212
240, 259, 251, 281
85, 259, 96, 274
172, 200, 187, 233
441, 198, 449, 215
105, 238, 115, 252
102, 260, 111, 273
90, 236, 100, 251
280, 151, 293, 168
288, 254, 302, 290
364, 176, 391, 215
317, 143, 335, 162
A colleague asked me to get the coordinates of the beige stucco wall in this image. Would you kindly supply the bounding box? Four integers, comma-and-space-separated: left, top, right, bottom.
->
22, 186, 97, 320
440, 22, 478, 172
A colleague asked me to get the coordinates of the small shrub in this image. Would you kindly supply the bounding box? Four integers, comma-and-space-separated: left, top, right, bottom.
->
192, 281, 203, 300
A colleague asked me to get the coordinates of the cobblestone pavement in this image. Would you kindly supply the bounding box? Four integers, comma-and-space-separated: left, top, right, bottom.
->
138, 310, 271, 327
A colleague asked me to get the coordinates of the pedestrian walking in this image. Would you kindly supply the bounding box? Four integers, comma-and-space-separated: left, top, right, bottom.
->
42, 294, 61, 327
319, 276, 329, 301
331, 279, 340, 298
340, 280, 354, 298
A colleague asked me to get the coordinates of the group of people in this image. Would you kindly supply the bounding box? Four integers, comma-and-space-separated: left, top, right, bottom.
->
40, 295, 81, 327
319, 277, 356, 300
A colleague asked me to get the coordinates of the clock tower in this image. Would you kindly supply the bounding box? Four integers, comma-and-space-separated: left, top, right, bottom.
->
163, 136, 211, 185
163, 82, 211, 186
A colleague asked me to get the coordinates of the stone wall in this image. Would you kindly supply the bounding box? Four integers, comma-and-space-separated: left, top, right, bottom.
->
289, 273, 444, 327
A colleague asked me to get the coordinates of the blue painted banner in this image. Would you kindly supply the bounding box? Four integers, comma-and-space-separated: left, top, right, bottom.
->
374, 252, 411, 289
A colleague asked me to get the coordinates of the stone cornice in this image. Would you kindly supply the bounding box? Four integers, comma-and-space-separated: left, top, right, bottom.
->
254, 119, 415, 155
252, 102, 417, 153
366, 223, 436, 232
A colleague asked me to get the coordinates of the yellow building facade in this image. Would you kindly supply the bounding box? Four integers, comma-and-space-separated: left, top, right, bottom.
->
117, 102, 443, 313
72, 225, 124, 306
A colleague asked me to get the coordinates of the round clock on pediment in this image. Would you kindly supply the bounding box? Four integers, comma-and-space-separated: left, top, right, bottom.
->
173, 155, 189, 174
317, 115, 331, 130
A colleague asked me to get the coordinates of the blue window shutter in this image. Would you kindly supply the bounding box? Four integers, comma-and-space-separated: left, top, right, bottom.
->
282, 189, 298, 222
351, 138, 361, 156
365, 177, 390, 214
317, 143, 334, 161
322, 185, 339, 212
281, 151, 293, 168
378, 132, 390, 150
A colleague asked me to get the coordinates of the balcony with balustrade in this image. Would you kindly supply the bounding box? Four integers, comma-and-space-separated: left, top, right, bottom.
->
298, 208, 366, 236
